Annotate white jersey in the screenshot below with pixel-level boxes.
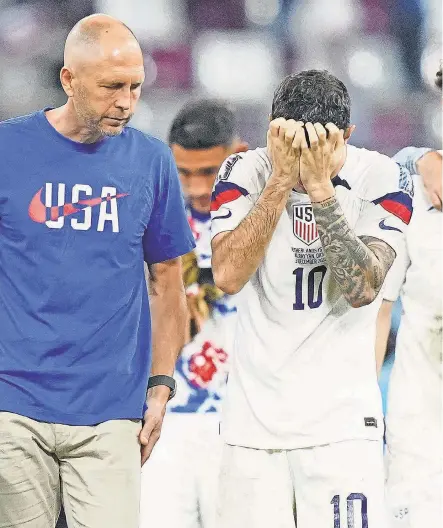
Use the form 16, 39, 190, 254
384, 158, 442, 456
170, 205, 237, 414
210, 145, 412, 449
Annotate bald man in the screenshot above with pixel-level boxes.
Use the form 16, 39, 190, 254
0, 14, 194, 528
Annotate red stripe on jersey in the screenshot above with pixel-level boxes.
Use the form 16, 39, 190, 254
210, 189, 243, 212
379, 199, 412, 224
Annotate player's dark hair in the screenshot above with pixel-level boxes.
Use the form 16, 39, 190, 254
169, 100, 236, 149
435, 64, 442, 90
271, 70, 351, 130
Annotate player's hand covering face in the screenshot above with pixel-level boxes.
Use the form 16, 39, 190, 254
299, 123, 345, 193
267, 118, 305, 191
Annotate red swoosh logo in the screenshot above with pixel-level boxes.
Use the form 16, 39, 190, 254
28, 188, 129, 224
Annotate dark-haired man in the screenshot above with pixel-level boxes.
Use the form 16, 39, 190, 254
211, 70, 413, 527
140, 100, 247, 528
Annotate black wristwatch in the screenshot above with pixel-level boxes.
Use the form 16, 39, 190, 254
148, 375, 177, 401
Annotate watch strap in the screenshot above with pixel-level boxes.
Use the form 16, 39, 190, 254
148, 375, 176, 400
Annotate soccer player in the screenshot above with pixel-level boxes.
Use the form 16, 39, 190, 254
375, 68, 442, 528
140, 100, 247, 528
210, 70, 413, 528
0, 15, 194, 528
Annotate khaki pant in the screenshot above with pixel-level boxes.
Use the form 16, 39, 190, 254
0, 411, 142, 528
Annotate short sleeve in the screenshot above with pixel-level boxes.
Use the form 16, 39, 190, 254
210, 150, 266, 240
355, 156, 413, 257
392, 146, 433, 175
143, 149, 195, 264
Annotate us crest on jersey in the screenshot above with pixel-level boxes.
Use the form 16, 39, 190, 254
292, 203, 319, 245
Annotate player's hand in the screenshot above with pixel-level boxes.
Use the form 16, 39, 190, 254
417, 151, 442, 211
139, 388, 168, 466
299, 123, 345, 201
267, 118, 304, 191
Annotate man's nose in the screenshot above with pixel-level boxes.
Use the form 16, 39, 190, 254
115, 87, 131, 111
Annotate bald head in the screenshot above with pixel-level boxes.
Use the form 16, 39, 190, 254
64, 14, 142, 71
59, 14, 145, 142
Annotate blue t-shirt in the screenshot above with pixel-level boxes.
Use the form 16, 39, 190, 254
0, 110, 195, 425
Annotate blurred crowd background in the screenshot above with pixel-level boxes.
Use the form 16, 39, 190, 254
0, 0, 441, 155
0, 0, 440, 403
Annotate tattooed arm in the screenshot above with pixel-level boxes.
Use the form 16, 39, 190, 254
212, 180, 289, 294
212, 119, 305, 294
312, 195, 396, 308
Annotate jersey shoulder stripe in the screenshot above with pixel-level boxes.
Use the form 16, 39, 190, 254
372, 191, 413, 224
211, 181, 249, 212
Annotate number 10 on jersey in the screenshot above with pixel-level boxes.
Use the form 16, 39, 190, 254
293, 265, 327, 310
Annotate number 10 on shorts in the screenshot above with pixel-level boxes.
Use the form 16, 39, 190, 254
331, 493, 368, 528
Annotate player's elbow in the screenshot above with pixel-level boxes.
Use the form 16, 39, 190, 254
213, 266, 243, 296
346, 289, 378, 309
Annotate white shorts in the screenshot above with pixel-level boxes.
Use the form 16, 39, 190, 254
140, 413, 223, 528
217, 439, 388, 528
385, 444, 443, 528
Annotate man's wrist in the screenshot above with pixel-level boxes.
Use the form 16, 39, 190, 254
147, 374, 176, 403
307, 182, 335, 203
147, 385, 171, 406
268, 171, 293, 194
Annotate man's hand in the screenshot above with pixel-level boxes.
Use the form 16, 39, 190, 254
300, 122, 345, 202
417, 151, 442, 211
139, 385, 170, 466
267, 118, 304, 191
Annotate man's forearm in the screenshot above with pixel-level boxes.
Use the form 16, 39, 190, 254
312, 195, 395, 308
149, 291, 187, 375
212, 176, 289, 294
147, 260, 187, 400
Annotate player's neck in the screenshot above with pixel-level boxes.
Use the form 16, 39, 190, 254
45, 104, 105, 145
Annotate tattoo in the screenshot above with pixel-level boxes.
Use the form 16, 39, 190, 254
312, 196, 396, 307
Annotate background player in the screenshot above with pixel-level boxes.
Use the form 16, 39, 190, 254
210, 70, 413, 528
140, 100, 247, 528
375, 66, 442, 528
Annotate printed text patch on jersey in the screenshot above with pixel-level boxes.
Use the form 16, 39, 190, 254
218, 154, 242, 181
210, 181, 249, 212
293, 204, 319, 245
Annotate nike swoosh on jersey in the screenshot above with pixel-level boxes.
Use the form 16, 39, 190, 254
378, 219, 402, 233
212, 210, 232, 221
28, 188, 129, 224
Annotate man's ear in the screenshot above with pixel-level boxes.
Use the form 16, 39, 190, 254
344, 125, 356, 143
60, 67, 74, 97
230, 139, 249, 154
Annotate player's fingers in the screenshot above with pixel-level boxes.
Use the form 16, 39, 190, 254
325, 123, 340, 148
269, 118, 286, 138
283, 120, 300, 145
300, 125, 309, 151
140, 429, 161, 466
305, 122, 318, 151
291, 124, 304, 148
314, 123, 327, 147
139, 417, 155, 445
